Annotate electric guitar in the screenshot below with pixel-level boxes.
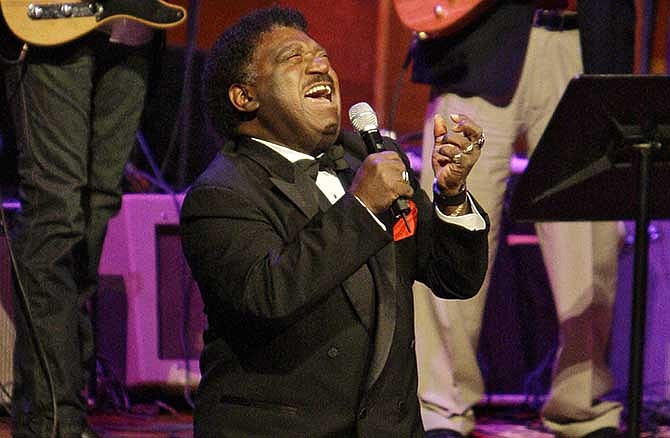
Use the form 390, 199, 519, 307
0, 0, 186, 46
392, 0, 495, 39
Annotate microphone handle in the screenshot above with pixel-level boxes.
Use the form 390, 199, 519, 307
391, 196, 411, 221
360, 129, 411, 220
360, 129, 385, 154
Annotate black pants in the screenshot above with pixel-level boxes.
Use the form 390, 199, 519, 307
5, 34, 150, 436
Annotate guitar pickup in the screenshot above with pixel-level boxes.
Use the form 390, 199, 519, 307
27, 2, 103, 20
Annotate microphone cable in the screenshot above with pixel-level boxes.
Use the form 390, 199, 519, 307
385, 35, 417, 135
159, 0, 202, 192
0, 192, 59, 438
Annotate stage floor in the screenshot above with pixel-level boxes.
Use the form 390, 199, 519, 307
2, 404, 670, 437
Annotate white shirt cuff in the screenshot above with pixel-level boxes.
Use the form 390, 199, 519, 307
435, 193, 486, 231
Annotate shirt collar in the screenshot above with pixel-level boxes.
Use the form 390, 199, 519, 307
251, 137, 315, 164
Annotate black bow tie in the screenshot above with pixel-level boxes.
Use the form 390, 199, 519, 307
295, 145, 348, 180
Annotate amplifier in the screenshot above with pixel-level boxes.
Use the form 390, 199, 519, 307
97, 194, 204, 388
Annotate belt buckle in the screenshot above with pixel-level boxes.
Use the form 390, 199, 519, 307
533, 9, 566, 31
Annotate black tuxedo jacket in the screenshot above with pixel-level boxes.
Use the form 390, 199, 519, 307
411, 0, 635, 104
180, 133, 489, 437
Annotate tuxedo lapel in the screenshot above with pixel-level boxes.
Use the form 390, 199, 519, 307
366, 244, 398, 389
336, 143, 399, 386
341, 266, 375, 333
238, 138, 322, 219
271, 171, 321, 219
334, 156, 377, 331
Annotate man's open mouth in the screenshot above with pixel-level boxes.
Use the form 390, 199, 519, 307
304, 84, 333, 101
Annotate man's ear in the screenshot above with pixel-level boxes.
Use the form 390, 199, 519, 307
229, 84, 260, 113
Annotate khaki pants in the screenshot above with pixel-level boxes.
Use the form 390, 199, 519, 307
415, 26, 622, 437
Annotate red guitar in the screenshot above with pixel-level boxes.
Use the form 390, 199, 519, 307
392, 0, 495, 39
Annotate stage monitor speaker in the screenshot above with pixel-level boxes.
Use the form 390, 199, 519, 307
0, 228, 15, 405
98, 194, 205, 387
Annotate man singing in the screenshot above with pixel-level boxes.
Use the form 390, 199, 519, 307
180, 6, 489, 437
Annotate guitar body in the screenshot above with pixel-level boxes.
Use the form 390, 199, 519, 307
393, 0, 495, 38
1, 0, 186, 46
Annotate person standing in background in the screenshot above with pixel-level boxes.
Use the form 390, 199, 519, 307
2, 17, 158, 437
409, 1, 635, 437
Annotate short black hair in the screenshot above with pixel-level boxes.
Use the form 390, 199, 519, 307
203, 6, 308, 140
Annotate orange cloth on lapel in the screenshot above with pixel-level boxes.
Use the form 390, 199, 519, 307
393, 200, 417, 241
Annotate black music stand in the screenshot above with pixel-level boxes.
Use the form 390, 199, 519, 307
510, 74, 670, 438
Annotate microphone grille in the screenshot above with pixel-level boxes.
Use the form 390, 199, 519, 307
348, 102, 378, 132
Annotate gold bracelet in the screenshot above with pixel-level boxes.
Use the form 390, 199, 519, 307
448, 200, 470, 217
433, 180, 467, 206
